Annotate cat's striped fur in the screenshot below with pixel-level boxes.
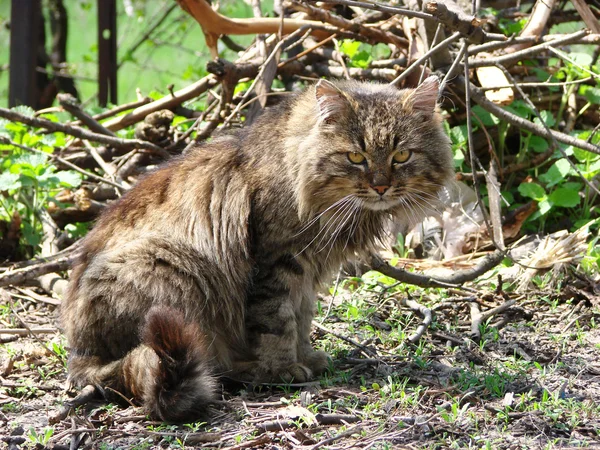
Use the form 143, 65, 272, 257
61, 77, 453, 422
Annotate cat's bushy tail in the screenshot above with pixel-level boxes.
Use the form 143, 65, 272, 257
68, 306, 216, 422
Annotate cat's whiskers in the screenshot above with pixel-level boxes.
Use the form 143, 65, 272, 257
320, 197, 362, 258
294, 195, 355, 257
343, 198, 365, 252
315, 196, 359, 254
293, 194, 355, 238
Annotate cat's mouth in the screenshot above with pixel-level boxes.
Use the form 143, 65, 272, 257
360, 195, 403, 211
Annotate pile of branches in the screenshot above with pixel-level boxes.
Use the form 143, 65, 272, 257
1, 0, 599, 297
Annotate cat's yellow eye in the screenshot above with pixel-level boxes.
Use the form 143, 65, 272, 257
347, 152, 366, 164
392, 149, 411, 164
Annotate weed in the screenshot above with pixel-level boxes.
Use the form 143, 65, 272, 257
27, 426, 54, 446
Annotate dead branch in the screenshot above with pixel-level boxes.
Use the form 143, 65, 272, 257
291, 1, 408, 48
505, 0, 557, 53
468, 30, 589, 68
58, 93, 117, 137
570, 0, 600, 34
462, 76, 600, 155
370, 250, 506, 289
175, 0, 333, 57
470, 298, 517, 341
0, 254, 76, 288
397, 296, 433, 343
49, 385, 98, 425
0, 108, 167, 155
424, 0, 507, 44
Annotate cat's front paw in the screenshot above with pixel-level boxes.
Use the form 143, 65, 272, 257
302, 350, 330, 375
255, 362, 313, 383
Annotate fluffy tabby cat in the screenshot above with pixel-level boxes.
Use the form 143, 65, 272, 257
62, 76, 453, 422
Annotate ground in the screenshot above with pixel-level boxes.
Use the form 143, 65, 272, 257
1, 266, 599, 450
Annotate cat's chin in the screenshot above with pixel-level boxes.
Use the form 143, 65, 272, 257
361, 198, 403, 211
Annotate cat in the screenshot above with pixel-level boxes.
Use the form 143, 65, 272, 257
61, 76, 454, 422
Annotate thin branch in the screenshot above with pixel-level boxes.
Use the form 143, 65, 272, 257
0, 107, 168, 156
391, 31, 461, 86
468, 30, 589, 68
0, 138, 127, 190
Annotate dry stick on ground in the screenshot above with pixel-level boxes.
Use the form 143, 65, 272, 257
0, 108, 167, 156
48, 385, 98, 425
397, 296, 433, 343
309, 425, 363, 450
470, 298, 517, 341
57, 93, 117, 137
0, 254, 76, 287
370, 249, 506, 289
312, 320, 378, 357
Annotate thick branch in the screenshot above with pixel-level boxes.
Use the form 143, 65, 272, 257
370, 250, 506, 288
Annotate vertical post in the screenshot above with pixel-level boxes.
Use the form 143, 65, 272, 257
9, 0, 42, 107
97, 0, 117, 106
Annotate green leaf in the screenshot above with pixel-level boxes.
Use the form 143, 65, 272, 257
573, 147, 599, 163
338, 40, 361, 58
11, 105, 35, 118
450, 125, 467, 145
472, 105, 499, 127
0, 172, 21, 190
580, 85, 600, 105
53, 170, 83, 188
529, 136, 549, 153
453, 148, 465, 167
504, 100, 532, 119
539, 159, 570, 187
533, 110, 555, 127
538, 198, 553, 215
518, 182, 546, 200
350, 50, 372, 69
548, 188, 580, 208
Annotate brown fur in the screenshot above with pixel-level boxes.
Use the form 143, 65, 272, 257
61, 77, 453, 422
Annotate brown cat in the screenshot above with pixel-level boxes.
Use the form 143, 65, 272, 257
61, 76, 453, 422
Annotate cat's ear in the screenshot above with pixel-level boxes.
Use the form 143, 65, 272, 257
315, 80, 349, 125
406, 76, 439, 114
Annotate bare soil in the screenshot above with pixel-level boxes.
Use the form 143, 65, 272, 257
1, 278, 599, 449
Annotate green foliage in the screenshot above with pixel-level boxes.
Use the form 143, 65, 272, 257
338, 40, 391, 69
28, 427, 54, 446
0, 110, 83, 257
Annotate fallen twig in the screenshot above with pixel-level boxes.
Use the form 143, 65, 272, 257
370, 250, 506, 289
397, 296, 433, 343
0, 253, 76, 288
49, 384, 98, 425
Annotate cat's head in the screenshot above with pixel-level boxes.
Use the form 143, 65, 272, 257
294, 77, 454, 224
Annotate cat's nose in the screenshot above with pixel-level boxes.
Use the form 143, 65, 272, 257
371, 185, 390, 195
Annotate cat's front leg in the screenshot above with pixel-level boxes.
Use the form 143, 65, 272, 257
245, 285, 313, 383
297, 289, 330, 376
